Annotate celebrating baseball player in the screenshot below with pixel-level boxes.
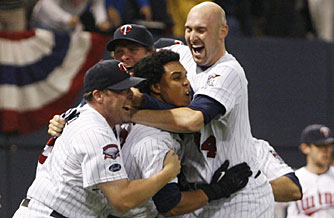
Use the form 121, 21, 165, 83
12, 60, 181, 218
129, 2, 299, 217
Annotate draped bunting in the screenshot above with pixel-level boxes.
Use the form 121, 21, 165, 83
0, 29, 109, 134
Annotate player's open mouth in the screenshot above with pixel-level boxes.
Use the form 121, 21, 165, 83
185, 91, 190, 96
192, 45, 204, 55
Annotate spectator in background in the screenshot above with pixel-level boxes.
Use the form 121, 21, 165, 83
307, 0, 334, 42
214, 0, 253, 37
279, 124, 334, 218
30, 0, 111, 33
167, 0, 205, 38
0, 0, 26, 31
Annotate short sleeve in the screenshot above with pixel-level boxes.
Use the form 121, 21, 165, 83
73, 128, 128, 188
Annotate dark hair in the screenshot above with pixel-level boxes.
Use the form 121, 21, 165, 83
133, 50, 180, 94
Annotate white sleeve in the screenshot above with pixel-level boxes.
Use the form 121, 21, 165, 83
74, 128, 128, 188
133, 135, 178, 183
91, 0, 108, 25
196, 67, 240, 115
257, 140, 294, 181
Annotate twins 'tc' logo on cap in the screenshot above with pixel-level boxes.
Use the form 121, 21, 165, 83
118, 62, 128, 73
103, 144, 120, 160
320, 127, 330, 137
120, 25, 132, 35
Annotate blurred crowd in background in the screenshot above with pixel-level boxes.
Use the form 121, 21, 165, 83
0, 0, 334, 42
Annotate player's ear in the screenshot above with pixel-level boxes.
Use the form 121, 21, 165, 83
150, 83, 161, 94
300, 143, 310, 155
92, 90, 104, 103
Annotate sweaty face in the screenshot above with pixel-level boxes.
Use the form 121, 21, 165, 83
185, 7, 226, 66
113, 41, 152, 73
308, 143, 333, 168
158, 61, 191, 107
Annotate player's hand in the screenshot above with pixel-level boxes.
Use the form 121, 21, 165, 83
163, 150, 181, 181
48, 115, 66, 137
198, 160, 252, 201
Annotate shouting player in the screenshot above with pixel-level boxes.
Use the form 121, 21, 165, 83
129, 2, 301, 217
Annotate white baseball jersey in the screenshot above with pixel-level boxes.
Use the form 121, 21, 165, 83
286, 166, 334, 218
13, 104, 127, 218
170, 45, 274, 218
111, 123, 183, 218
255, 139, 294, 181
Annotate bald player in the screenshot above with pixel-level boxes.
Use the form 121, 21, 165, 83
12, 60, 181, 218
129, 2, 292, 217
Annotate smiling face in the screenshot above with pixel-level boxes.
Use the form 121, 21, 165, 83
156, 61, 191, 107
185, 2, 228, 66
97, 88, 133, 127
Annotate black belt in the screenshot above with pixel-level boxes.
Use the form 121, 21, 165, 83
22, 199, 67, 218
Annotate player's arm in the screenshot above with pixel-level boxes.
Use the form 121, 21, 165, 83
98, 150, 181, 214
155, 160, 252, 216
131, 95, 226, 133
270, 173, 302, 202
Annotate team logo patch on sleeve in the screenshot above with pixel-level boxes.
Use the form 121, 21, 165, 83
109, 163, 122, 172
207, 74, 221, 86
103, 144, 120, 160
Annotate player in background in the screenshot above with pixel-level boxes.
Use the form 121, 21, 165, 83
48, 23, 301, 204
129, 2, 302, 217
12, 60, 181, 218
281, 124, 334, 218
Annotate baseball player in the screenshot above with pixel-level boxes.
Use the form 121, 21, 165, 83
284, 124, 334, 218
129, 2, 279, 217
12, 60, 181, 218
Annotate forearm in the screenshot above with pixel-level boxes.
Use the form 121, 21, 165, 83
99, 170, 175, 213
131, 107, 204, 133
163, 190, 208, 216
270, 176, 302, 202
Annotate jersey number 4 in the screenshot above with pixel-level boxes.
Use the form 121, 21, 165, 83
194, 133, 217, 158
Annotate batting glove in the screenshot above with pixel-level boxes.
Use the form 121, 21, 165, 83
198, 160, 252, 201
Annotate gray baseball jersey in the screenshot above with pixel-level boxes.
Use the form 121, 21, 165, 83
286, 166, 334, 218
170, 45, 274, 218
13, 104, 127, 218
112, 123, 183, 218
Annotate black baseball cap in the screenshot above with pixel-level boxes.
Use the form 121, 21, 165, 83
84, 59, 145, 93
106, 24, 154, 51
300, 124, 334, 145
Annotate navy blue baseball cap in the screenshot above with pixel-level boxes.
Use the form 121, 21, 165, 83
300, 124, 334, 145
84, 60, 145, 93
106, 24, 154, 51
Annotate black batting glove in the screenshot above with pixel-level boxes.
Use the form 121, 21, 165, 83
198, 160, 252, 201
